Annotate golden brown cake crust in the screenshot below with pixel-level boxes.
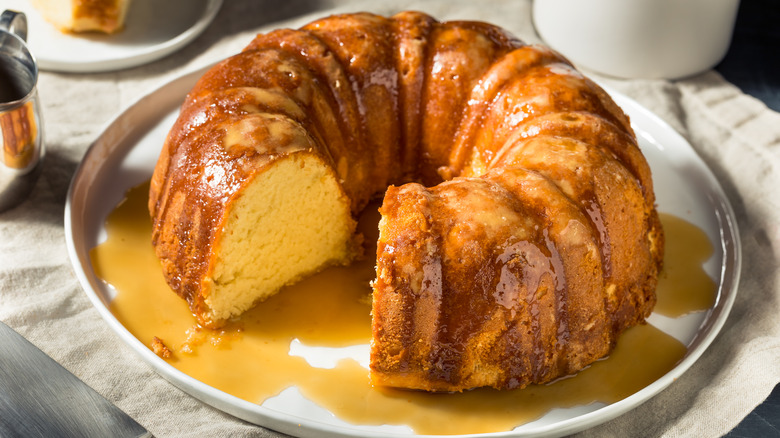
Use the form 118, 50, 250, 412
149, 11, 664, 392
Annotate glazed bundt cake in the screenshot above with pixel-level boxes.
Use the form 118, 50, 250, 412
148, 11, 664, 392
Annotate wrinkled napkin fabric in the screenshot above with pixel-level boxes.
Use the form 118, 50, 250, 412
1, 1, 778, 437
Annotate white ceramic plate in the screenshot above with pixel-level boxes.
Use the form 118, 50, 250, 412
5, 0, 222, 72
64, 66, 741, 437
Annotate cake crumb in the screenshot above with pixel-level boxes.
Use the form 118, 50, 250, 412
151, 336, 173, 359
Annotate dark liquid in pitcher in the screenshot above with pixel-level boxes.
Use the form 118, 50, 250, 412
0, 55, 31, 103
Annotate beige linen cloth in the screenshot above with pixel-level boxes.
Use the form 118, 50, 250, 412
1, 0, 778, 436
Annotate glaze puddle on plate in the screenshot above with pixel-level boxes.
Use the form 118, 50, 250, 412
89, 181, 714, 435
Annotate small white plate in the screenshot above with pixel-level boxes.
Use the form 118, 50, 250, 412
65, 66, 741, 437
5, 0, 222, 72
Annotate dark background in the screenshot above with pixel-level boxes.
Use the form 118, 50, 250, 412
715, 0, 780, 112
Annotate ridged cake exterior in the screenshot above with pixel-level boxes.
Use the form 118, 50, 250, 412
149, 11, 664, 392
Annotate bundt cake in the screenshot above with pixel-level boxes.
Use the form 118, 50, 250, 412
148, 11, 664, 392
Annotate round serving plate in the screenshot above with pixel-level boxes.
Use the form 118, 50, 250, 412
64, 66, 740, 437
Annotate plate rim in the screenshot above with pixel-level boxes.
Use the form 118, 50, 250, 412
64, 65, 742, 438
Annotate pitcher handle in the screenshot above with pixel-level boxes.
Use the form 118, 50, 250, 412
0, 10, 28, 42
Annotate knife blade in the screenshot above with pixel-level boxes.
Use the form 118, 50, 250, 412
0, 320, 152, 438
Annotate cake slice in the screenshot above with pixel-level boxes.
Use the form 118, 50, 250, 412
30, 0, 131, 34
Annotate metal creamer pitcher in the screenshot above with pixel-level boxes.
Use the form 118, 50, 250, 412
0, 10, 44, 212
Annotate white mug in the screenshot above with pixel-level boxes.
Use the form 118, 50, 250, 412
532, 0, 740, 79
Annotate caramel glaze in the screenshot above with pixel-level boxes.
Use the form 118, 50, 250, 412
655, 213, 716, 317
92, 184, 713, 435
148, 11, 663, 391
